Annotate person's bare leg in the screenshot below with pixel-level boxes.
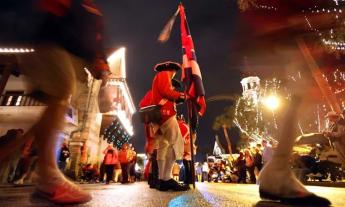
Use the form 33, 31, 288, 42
258, 96, 330, 205
34, 102, 91, 204
34, 103, 65, 178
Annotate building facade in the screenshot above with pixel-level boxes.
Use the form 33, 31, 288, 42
0, 47, 135, 182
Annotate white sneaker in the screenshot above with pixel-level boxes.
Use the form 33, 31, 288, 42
36, 174, 92, 204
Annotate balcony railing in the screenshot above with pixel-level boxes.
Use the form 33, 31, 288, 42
0, 94, 44, 106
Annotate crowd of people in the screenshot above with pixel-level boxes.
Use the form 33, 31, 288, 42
4, 129, 38, 185
78, 143, 138, 185
164, 110, 345, 185
3, 137, 141, 187
165, 140, 274, 185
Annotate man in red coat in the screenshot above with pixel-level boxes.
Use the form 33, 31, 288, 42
151, 61, 188, 191
139, 90, 159, 188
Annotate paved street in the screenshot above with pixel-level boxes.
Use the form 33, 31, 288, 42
0, 182, 345, 207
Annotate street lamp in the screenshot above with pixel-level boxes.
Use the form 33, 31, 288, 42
264, 95, 280, 111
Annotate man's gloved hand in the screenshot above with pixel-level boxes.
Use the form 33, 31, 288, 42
176, 93, 186, 104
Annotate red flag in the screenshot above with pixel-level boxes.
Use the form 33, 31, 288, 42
179, 4, 206, 124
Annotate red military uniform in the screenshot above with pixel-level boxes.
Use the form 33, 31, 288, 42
139, 90, 156, 154
139, 90, 153, 108
178, 119, 191, 161
150, 61, 189, 191
151, 72, 182, 124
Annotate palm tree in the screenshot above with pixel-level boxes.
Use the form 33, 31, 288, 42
213, 104, 236, 155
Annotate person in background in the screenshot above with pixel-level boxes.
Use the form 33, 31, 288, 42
262, 140, 273, 166
244, 149, 255, 183
253, 147, 263, 176
118, 143, 131, 184
202, 162, 209, 182
103, 144, 118, 185
172, 162, 181, 181
129, 147, 137, 183
81, 164, 99, 183
323, 111, 345, 167
98, 161, 105, 183
114, 160, 122, 183
236, 152, 246, 183
13, 138, 37, 185
3, 129, 25, 183
58, 142, 70, 173
196, 163, 203, 182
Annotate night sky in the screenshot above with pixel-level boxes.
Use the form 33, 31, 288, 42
96, 0, 279, 160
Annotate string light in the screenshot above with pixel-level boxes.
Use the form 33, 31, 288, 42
0, 48, 35, 53
257, 4, 278, 11
321, 68, 345, 112
305, 7, 343, 14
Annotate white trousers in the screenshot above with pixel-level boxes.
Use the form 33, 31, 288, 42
156, 116, 183, 181
157, 147, 176, 181
156, 116, 183, 161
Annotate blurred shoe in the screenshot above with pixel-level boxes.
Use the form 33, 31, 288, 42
149, 180, 158, 189
157, 179, 169, 191
259, 188, 331, 206
259, 161, 331, 206
36, 176, 91, 204
159, 179, 189, 191
13, 179, 24, 185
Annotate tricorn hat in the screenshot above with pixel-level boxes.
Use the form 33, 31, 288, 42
154, 61, 181, 72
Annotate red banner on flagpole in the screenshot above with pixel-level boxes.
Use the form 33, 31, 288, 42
179, 4, 206, 123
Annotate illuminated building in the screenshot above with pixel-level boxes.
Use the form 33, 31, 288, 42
100, 48, 136, 149
0, 47, 135, 181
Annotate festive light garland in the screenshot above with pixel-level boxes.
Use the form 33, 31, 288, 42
0, 48, 35, 53
234, 69, 344, 145
237, 0, 345, 53
322, 68, 345, 110
235, 77, 287, 144
304, 7, 343, 14
103, 117, 131, 149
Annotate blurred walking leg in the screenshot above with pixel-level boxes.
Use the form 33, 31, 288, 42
258, 97, 330, 205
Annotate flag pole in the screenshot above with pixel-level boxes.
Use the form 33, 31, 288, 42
180, 4, 196, 189
186, 99, 196, 189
